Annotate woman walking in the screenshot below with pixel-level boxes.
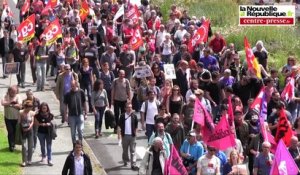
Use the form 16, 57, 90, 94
18, 100, 35, 166
91, 80, 109, 138
34, 102, 55, 166
1, 85, 22, 152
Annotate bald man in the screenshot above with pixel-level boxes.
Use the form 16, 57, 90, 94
288, 136, 300, 170
253, 141, 274, 175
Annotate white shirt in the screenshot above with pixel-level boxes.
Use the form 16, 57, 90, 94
141, 100, 159, 125
155, 30, 166, 47
124, 113, 132, 135
174, 29, 187, 41
197, 155, 220, 175
74, 154, 84, 175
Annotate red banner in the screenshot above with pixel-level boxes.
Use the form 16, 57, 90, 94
17, 14, 36, 42
129, 28, 143, 50
40, 18, 62, 46
126, 5, 140, 24
80, 0, 89, 22
21, 0, 30, 16
244, 36, 255, 70
188, 20, 210, 52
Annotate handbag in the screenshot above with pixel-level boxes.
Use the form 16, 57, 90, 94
15, 124, 22, 145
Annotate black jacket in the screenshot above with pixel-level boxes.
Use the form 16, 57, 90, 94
62, 151, 93, 175
118, 113, 138, 137
0, 37, 14, 56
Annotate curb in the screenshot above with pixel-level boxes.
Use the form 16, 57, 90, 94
48, 78, 107, 175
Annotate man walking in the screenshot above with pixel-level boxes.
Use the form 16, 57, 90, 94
118, 102, 139, 171
0, 30, 14, 78
12, 41, 28, 88
34, 37, 49, 91
64, 81, 87, 147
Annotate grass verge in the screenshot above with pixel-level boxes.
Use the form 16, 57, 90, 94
0, 114, 22, 175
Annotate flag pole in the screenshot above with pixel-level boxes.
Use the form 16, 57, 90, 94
190, 120, 194, 131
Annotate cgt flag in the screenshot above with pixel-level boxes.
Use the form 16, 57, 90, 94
40, 18, 62, 46
164, 145, 188, 175
21, 0, 30, 16
244, 37, 261, 78
126, 4, 140, 24
188, 20, 210, 52
270, 139, 299, 175
80, 0, 89, 22
129, 27, 143, 50
281, 77, 295, 103
17, 14, 36, 42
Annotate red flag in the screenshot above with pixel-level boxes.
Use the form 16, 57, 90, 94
154, 17, 161, 31
48, 0, 58, 8
193, 97, 205, 126
202, 115, 236, 150
275, 108, 293, 146
281, 77, 295, 103
227, 95, 234, 126
129, 27, 143, 50
188, 20, 210, 52
164, 145, 188, 175
40, 18, 62, 46
79, 0, 89, 22
126, 5, 140, 24
21, 0, 30, 16
250, 87, 265, 111
244, 37, 254, 69
17, 14, 36, 42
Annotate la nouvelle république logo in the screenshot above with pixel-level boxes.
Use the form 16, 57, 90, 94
239, 5, 295, 26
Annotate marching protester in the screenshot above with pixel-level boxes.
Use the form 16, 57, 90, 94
6, 0, 300, 174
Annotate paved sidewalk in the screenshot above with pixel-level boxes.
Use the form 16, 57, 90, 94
0, 60, 105, 175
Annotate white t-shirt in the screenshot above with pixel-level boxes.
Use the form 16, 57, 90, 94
140, 100, 159, 125
124, 113, 132, 135
197, 155, 220, 175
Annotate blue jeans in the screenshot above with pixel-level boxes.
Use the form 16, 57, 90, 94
146, 124, 155, 141
95, 106, 106, 133
37, 132, 52, 161
36, 62, 47, 91
68, 115, 84, 144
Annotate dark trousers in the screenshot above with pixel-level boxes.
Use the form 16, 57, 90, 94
94, 106, 106, 133
16, 61, 26, 85
146, 124, 155, 141
80, 83, 92, 112
4, 118, 18, 149
2, 54, 8, 77
30, 55, 37, 83
91, 65, 100, 79
113, 100, 126, 129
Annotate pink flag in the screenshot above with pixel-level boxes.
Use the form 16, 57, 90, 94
281, 77, 295, 103
193, 97, 205, 126
202, 115, 236, 150
270, 139, 299, 175
165, 145, 188, 175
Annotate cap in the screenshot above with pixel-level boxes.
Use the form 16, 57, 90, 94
188, 131, 196, 137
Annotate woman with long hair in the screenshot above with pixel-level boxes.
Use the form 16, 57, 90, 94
160, 79, 173, 106
34, 102, 54, 166
18, 100, 35, 166
91, 79, 108, 138
223, 150, 246, 175
79, 58, 94, 113
166, 85, 184, 116
151, 63, 165, 88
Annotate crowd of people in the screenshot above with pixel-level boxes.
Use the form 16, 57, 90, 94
1, 0, 300, 174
